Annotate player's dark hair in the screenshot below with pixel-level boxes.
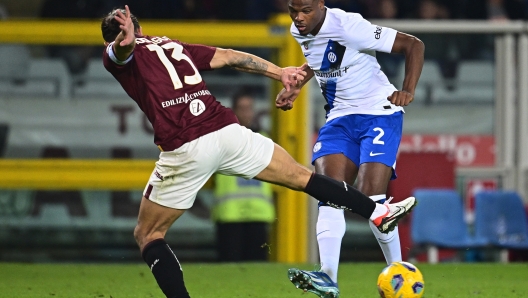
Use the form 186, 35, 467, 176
101, 8, 140, 43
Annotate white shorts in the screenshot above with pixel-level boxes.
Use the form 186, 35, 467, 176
143, 124, 274, 209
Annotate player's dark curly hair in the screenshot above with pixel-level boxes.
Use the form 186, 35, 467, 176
101, 8, 140, 43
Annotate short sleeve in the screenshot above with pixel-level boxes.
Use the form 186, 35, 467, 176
181, 43, 217, 71
342, 13, 397, 53
103, 42, 133, 74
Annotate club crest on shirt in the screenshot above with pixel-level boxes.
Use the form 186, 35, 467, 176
313, 142, 322, 153
302, 41, 309, 50
327, 52, 337, 63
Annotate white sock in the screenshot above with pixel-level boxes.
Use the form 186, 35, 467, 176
369, 202, 389, 221
317, 206, 346, 283
369, 195, 402, 264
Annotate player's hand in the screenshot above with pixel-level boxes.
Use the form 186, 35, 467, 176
387, 90, 414, 106
280, 64, 307, 91
115, 5, 135, 47
275, 87, 301, 111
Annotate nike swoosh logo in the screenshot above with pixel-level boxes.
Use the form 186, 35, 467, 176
386, 206, 405, 221
370, 152, 385, 156
304, 53, 311, 57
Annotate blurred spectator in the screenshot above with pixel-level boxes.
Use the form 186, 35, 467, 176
411, 0, 460, 78
40, 0, 116, 74
325, 0, 364, 14
458, 0, 526, 60
122, 0, 215, 19
378, 0, 399, 19
273, 0, 289, 13
178, 0, 216, 19
216, 0, 247, 20
488, 0, 510, 20
0, 4, 8, 19
40, 0, 115, 19
212, 91, 275, 262
464, 0, 527, 20
374, 0, 405, 79
415, 0, 450, 19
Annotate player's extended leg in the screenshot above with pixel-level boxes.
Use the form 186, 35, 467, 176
355, 111, 405, 265
256, 145, 415, 298
357, 162, 402, 264
134, 196, 190, 298
255, 143, 415, 232
313, 154, 359, 284
255, 144, 379, 220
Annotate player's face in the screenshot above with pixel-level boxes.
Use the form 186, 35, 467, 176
288, 0, 325, 36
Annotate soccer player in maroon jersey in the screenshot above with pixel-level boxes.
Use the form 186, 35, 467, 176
101, 6, 416, 298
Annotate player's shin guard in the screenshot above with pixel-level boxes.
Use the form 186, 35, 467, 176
142, 239, 190, 298
317, 206, 346, 283
369, 195, 402, 264
304, 173, 376, 219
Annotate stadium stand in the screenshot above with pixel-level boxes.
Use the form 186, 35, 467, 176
474, 191, 528, 249
411, 189, 488, 263
28, 59, 72, 100
392, 60, 442, 105
73, 58, 129, 100
474, 191, 528, 262
434, 61, 494, 104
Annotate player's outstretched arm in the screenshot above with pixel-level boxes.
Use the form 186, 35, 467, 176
113, 5, 136, 62
275, 65, 314, 111
209, 48, 306, 91
387, 32, 425, 107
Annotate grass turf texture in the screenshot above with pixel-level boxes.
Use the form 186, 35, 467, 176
0, 263, 526, 297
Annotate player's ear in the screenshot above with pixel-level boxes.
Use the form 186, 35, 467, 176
138, 26, 143, 36
319, 0, 325, 9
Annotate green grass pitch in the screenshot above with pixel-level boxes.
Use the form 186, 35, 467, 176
0, 263, 527, 297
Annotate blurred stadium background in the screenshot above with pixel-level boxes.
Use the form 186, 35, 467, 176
0, 0, 528, 272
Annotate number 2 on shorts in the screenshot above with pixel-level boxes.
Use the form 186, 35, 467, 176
373, 127, 385, 145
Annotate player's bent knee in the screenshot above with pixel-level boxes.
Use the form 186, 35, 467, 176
134, 224, 165, 250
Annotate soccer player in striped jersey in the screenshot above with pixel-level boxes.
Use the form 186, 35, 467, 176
277, 1, 424, 297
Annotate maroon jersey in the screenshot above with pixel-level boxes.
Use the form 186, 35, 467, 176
103, 35, 238, 151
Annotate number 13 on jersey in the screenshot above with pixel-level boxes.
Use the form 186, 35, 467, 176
147, 42, 203, 90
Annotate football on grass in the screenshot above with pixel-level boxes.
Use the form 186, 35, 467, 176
377, 261, 424, 298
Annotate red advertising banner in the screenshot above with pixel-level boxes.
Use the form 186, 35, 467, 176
399, 134, 495, 167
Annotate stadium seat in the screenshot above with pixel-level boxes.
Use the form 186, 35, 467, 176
0, 44, 31, 99
474, 191, 528, 250
457, 61, 494, 84
0, 44, 30, 80
393, 61, 443, 105
434, 61, 494, 104
411, 189, 488, 263
73, 58, 129, 99
0, 54, 71, 100
28, 59, 72, 100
